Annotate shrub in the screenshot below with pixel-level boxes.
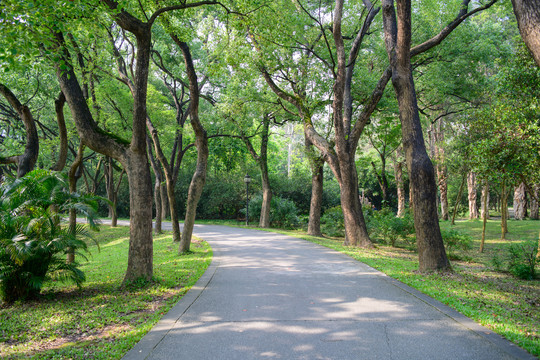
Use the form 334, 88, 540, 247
440, 228, 473, 260
507, 240, 538, 280
270, 197, 300, 229
245, 195, 300, 229
369, 208, 415, 247
320, 206, 345, 237
0, 170, 99, 303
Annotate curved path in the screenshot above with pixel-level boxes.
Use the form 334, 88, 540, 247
121, 223, 533, 360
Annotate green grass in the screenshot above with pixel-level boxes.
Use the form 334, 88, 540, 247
233, 218, 539, 357
0, 226, 212, 359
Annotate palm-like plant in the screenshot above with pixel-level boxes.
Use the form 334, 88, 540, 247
0, 169, 100, 303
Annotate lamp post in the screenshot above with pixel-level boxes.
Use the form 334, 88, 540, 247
244, 174, 251, 226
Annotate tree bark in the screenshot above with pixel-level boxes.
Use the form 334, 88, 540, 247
513, 182, 527, 220
259, 168, 272, 228
501, 180, 509, 239
434, 120, 448, 220
67, 143, 85, 264
371, 160, 389, 207
452, 173, 466, 225
467, 172, 478, 220
393, 151, 406, 217
238, 114, 273, 228
177, 40, 208, 254
0, 83, 39, 178
147, 137, 163, 234
382, 0, 450, 271
511, 0, 540, 67
481, 184, 490, 220
54, 24, 154, 284
51, 91, 68, 172
306, 139, 324, 236
530, 184, 539, 220
480, 181, 488, 253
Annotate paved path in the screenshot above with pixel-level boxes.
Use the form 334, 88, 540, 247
120, 223, 534, 360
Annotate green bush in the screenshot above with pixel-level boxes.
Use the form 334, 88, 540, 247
320, 206, 345, 237
369, 208, 415, 247
270, 196, 300, 229
0, 170, 99, 303
441, 228, 473, 260
507, 240, 538, 280
246, 195, 300, 229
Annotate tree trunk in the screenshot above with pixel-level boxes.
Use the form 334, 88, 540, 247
67, 143, 85, 264
0, 83, 39, 178
154, 179, 162, 233
530, 184, 539, 220
371, 160, 389, 207
339, 160, 372, 247
452, 174, 466, 225
105, 157, 117, 225
501, 180, 509, 239
481, 184, 490, 220
259, 169, 272, 228
434, 120, 448, 220
124, 152, 154, 281
511, 0, 540, 67
54, 27, 154, 284
382, 0, 450, 271
307, 142, 324, 236
161, 182, 169, 220
467, 172, 478, 220
148, 139, 163, 234
480, 181, 488, 253
51, 91, 68, 172
513, 182, 527, 220
177, 39, 208, 254
393, 155, 406, 217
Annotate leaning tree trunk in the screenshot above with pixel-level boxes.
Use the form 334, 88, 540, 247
178, 39, 208, 254
467, 172, 478, 220
530, 184, 539, 220
55, 27, 154, 284
0, 83, 39, 178
51, 91, 68, 172
382, 0, 450, 271
513, 182, 527, 220
511, 0, 540, 67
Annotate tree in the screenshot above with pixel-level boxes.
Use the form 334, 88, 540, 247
382, 0, 451, 271
511, 0, 540, 67
0, 84, 39, 178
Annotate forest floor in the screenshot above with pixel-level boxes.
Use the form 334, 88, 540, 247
260, 218, 539, 357
0, 226, 212, 359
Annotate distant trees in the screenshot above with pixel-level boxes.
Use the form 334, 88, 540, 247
1, 0, 537, 281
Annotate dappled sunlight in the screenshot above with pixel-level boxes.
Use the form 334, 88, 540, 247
101, 236, 130, 248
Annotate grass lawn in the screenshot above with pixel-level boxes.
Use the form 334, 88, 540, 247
235, 218, 539, 357
0, 226, 212, 359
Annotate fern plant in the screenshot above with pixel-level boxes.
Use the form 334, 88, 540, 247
0, 170, 100, 303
